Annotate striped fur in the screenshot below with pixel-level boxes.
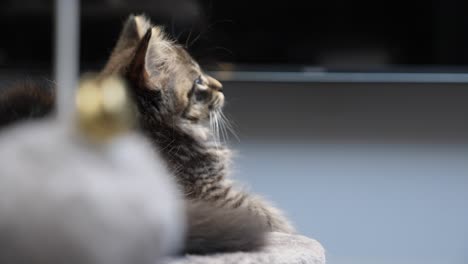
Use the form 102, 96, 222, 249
105, 15, 295, 235
0, 80, 54, 127
0, 14, 295, 254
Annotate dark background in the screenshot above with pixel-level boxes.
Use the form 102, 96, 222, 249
1, 2, 468, 264
3, 0, 468, 72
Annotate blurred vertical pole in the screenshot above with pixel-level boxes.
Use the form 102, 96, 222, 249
54, 0, 80, 120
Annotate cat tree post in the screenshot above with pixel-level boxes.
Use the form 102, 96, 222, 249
54, 0, 80, 120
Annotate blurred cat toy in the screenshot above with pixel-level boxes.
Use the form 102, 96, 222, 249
0, 1, 185, 263
0, 75, 185, 264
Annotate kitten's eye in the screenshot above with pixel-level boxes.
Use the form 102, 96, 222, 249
195, 76, 203, 85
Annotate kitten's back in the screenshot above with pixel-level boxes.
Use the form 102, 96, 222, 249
0, 80, 54, 127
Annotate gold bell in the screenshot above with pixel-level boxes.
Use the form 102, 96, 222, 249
75, 75, 135, 143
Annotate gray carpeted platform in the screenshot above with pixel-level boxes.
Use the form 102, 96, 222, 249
165, 232, 325, 264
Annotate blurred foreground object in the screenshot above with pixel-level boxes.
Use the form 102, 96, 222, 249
76, 76, 135, 142
0, 76, 184, 264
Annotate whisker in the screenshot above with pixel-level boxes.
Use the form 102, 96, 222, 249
188, 19, 235, 49
209, 111, 213, 132
215, 118, 220, 148
209, 112, 215, 143
214, 112, 221, 147
206, 19, 235, 31
215, 111, 223, 142
219, 111, 240, 141
218, 111, 229, 143
189, 32, 202, 48
185, 24, 194, 48
171, 17, 176, 38
175, 28, 187, 42
210, 110, 238, 145
221, 112, 237, 133
212, 46, 234, 56
210, 111, 219, 148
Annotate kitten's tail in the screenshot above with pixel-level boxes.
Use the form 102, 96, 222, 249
184, 200, 267, 254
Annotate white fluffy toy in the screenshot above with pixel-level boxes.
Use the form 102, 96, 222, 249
0, 77, 185, 264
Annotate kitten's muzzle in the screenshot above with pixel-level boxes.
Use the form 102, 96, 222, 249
207, 76, 223, 92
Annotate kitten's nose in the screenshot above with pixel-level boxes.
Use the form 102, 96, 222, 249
207, 76, 223, 92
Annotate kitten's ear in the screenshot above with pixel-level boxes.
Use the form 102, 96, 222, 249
127, 28, 153, 89
101, 15, 152, 76
127, 27, 172, 91
114, 15, 152, 52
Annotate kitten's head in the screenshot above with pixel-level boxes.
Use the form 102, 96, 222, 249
101, 15, 224, 139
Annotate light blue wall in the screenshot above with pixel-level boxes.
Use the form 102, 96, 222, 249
224, 82, 468, 264
233, 143, 468, 264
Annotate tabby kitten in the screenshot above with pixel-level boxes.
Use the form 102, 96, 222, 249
99, 15, 295, 234
0, 14, 295, 253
